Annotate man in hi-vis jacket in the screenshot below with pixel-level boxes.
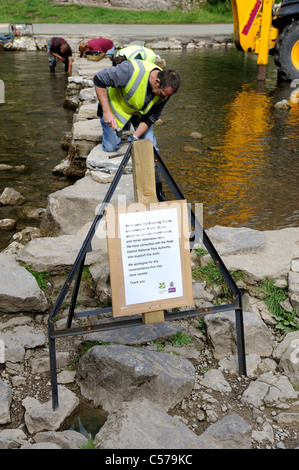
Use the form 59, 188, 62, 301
93, 59, 180, 152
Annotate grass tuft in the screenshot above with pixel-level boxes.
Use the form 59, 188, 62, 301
260, 277, 299, 334
192, 260, 243, 300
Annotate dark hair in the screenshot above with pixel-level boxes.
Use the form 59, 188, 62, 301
157, 68, 181, 94
112, 55, 127, 66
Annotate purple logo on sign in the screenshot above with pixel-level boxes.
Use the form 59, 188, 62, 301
168, 287, 176, 293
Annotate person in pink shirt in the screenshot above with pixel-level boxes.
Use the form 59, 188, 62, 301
79, 38, 115, 59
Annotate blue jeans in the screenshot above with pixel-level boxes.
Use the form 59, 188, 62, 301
100, 117, 157, 152
105, 45, 115, 59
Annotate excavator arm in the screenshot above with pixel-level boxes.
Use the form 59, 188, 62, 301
232, 0, 279, 79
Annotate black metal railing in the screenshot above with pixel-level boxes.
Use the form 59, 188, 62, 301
48, 142, 246, 410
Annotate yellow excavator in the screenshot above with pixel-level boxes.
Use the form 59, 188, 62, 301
232, 0, 299, 80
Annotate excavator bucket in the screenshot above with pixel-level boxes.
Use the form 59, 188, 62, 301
232, 0, 264, 52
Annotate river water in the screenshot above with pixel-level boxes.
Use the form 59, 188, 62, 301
0, 48, 299, 252
156, 48, 299, 231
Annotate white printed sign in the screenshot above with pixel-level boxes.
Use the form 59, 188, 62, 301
106, 201, 193, 317
119, 207, 183, 305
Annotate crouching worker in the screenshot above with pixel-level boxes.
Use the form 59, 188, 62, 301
48, 37, 72, 74
112, 45, 164, 67
79, 38, 115, 59
93, 59, 180, 200
94, 59, 180, 151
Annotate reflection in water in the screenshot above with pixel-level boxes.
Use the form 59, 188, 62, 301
64, 403, 106, 440
155, 49, 299, 231
213, 87, 273, 226
0, 51, 74, 250
0, 48, 299, 252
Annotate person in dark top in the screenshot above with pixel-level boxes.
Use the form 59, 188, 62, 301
47, 37, 72, 74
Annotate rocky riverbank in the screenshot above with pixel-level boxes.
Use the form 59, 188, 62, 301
1, 33, 299, 450
1, 222, 299, 449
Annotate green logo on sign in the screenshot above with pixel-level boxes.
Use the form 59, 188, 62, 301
159, 282, 166, 290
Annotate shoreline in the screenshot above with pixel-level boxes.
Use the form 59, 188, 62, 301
0, 22, 234, 38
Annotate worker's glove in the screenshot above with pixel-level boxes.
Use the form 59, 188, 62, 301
127, 135, 138, 142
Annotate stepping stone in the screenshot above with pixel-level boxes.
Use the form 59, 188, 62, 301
83, 320, 185, 345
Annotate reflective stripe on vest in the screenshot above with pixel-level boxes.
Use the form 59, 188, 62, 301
108, 59, 164, 128
116, 46, 156, 64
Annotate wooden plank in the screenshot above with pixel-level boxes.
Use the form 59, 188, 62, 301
106, 200, 193, 318
131, 140, 164, 325
142, 311, 165, 325
131, 139, 158, 205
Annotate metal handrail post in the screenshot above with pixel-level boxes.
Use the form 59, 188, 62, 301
66, 254, 87, 329
47, 141, 133, 409
153, 146, 246, 375
48, 141, 246, 409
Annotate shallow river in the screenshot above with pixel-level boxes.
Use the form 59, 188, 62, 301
0, 50, 74, 250
157, 48, 299, 231
0, 48, 299, 252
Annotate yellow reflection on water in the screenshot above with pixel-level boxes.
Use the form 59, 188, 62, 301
214, 86, 273, 226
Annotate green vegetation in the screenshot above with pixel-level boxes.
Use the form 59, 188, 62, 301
81, 331, 193, 354
83, 331, 193, 354
192, 260, 244, 301
260, 277, 299, 333
195, 317, 206, 334
168, 330, 193, 347
152, 330, 193, 352
22, 265, 93, 292
80, 434, 97, 449
82, 266, 93, 283
193, 247, 208, 258
0, 0, 233, 24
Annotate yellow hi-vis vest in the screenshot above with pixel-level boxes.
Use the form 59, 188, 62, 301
108, 59, 165, 129
116, 45, 157, 64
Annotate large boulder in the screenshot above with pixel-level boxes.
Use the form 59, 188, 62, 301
0, 324, 46, 374
273, 330, 299, 384
77, 344, 195, 413
0, 429, 28, 449
16, 223, 108, 273
0, 380, 12, 425
95, 397, 203, 449
94, 397, 252, 449
7, 36, 37, 51
40, 174, 134, 236
241, 372, 298, 409
22, 386, 79, 434
72, 118, 101, 158
196, 413, 252, 449
86, 142, 132, 173
82, 320, 185, 345
0, 254, 48, 313
206, 226, 299, 283
33, 430, 88, 449
204, 310, 273, 360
